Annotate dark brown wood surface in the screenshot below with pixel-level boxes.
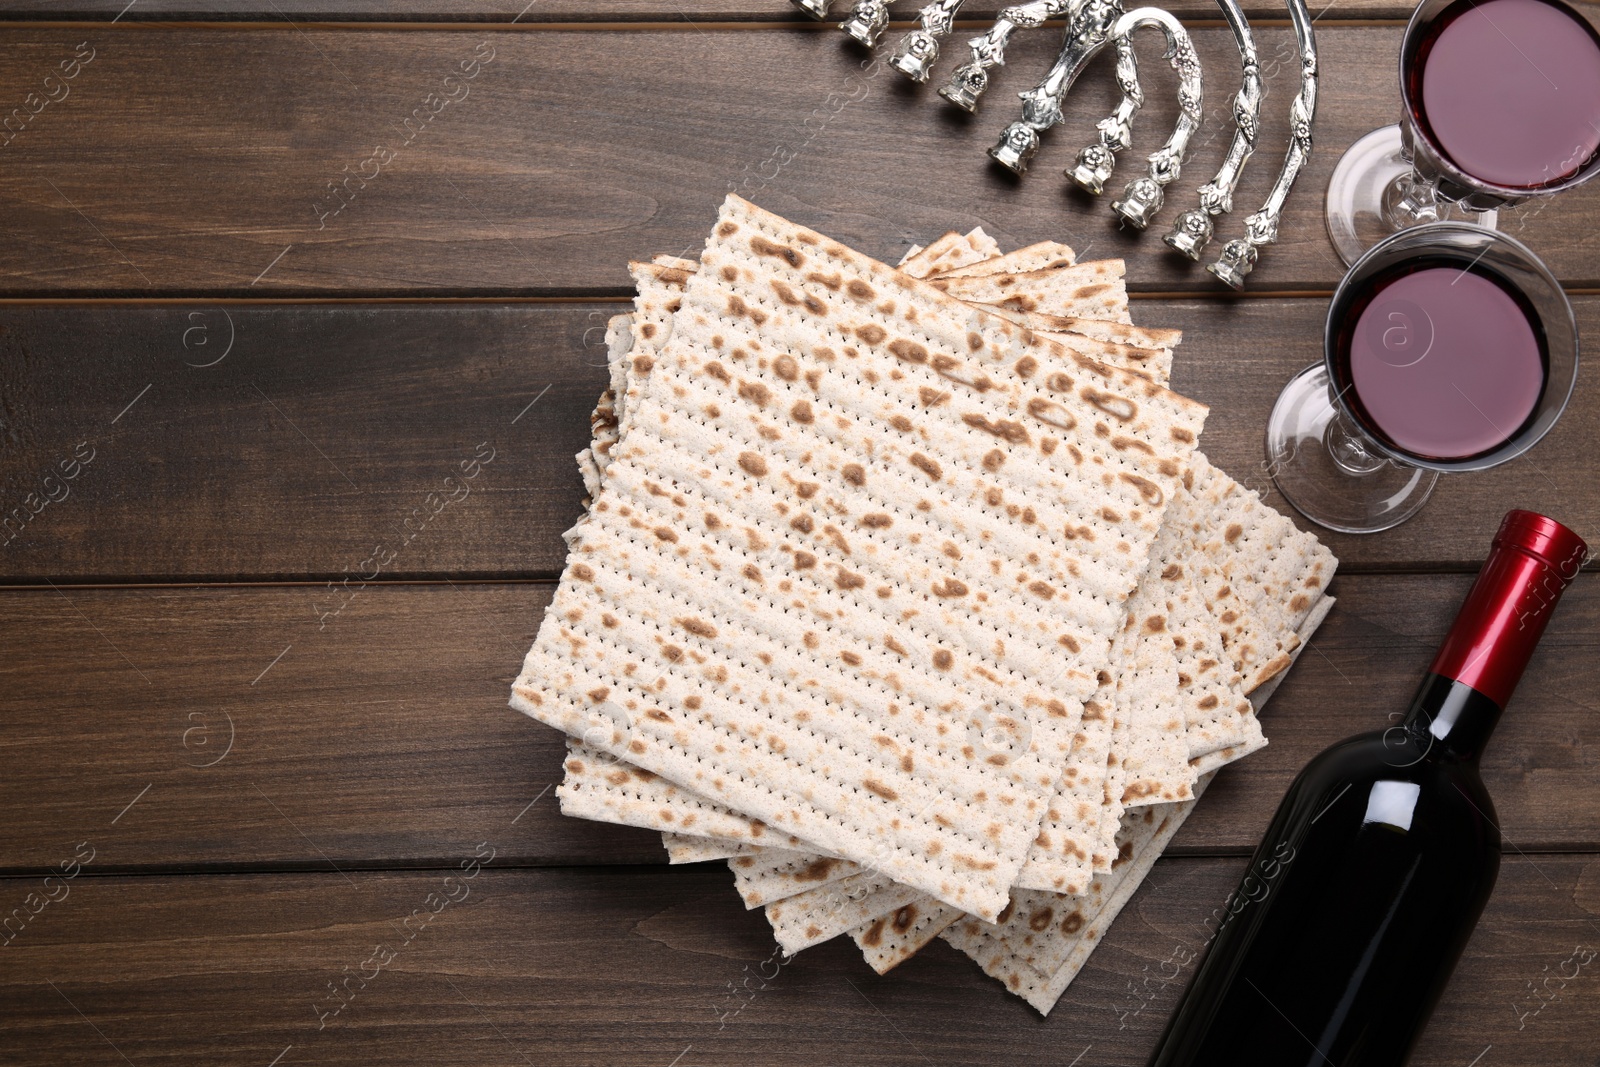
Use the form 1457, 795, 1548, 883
3, 859, 1599, 1066
1, 302, 1596, 578
0, 1, 1440, 23
0, 25, 1598, 297
2, 573, 1599, 875
3, 10, 1599, 1065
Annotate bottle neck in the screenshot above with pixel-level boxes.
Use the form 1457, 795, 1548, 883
1399, 512, 1587, 764
1400, 673, 1503, 763
1427, 513, 1585, 708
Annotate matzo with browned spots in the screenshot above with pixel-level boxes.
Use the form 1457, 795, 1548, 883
928, 261, 1132, 323
943, 775, 1209, 1014
851, 900, 965, 975
1173, 453, 1338, 693
765, 872, 928, 956
560, 255, 1184, 863
898, 228, 1002, 278
929, 240, 1077, 279
510, 195, 1207, 919
729, 848, 856, 909
662, 832, 755, 864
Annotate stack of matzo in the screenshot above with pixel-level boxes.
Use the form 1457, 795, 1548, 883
512, 195, 1337, 1015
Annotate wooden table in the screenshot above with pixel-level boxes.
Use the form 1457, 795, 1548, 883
2, 5, 1598, 1065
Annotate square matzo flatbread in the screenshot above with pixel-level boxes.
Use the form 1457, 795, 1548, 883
512, 195, 1207, 920
899, 228, 1002, 278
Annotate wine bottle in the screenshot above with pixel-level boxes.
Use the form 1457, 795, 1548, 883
1148, 510, 1588, 1067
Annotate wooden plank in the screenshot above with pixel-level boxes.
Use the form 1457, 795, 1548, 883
0, 0, 1429, 22
2, 574, 1598, 871
1, 26, 1597, 296
2, 300, 1596, 580
0, 582, 660, 873
2, 859, 1597, 1064
0, 304, 593, 582
1166, 296, 1600, 573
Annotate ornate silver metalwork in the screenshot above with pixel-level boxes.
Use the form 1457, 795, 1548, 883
1066, 6, 1198, 211
784, 0, 1318, 286
1109, 9, 1201, 229
1066, 15, 1143, 195
940, 0, 1080, 113
987, 0, 1121, 174
1164, 0, 1259, 258
1210, 0, 1317, 288
890, 0, 967, 83
841, 0, 892, 47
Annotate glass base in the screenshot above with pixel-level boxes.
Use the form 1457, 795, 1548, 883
1325, 125, 1498, 267
1266, 363, 1438, 534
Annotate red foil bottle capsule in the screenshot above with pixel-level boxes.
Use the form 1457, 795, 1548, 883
1149, 510, 1587, 1067
1429, 509, 1588, 707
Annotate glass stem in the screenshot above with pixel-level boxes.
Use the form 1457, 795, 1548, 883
1382, 168, 1441, 229
1323, 405, 1395, 476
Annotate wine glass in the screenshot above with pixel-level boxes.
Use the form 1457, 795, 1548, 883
1324, 0, 1600, 266
1267, 223, 1577, 534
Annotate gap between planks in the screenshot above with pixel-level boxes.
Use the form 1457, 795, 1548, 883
1, 842, 1595, 880
9, 558, 1600, 589
0, 290, 1595, 306
0, 18, 1413, 31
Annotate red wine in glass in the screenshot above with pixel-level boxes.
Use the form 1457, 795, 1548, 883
1407, 0, 1600, 190
1329, 256, 1548, 462
1266, 222, 1577, 535
1325, 0, 1600, 265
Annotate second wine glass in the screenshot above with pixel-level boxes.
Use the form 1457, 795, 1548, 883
1324, 0, 1600, 266
1267, 223, 1577, 534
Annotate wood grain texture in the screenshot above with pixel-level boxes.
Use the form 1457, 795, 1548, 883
2, 11, 1599, 1055
2, 574, 1598, 872
0, 305, 590, 582
1, 26, 1598, 297
3, 859, 1598, 1065
0, 0, 1426, 22
2, 301, 1596, 581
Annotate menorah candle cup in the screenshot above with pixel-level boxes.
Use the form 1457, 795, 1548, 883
990, 122, 1043, 173
939, 64, 989, 111
1113, 175, 1167, 227
891, 30, 943, 81
841, 0, 892, 47
1071, 143, 1119, 194
1164, 208, 1216, 258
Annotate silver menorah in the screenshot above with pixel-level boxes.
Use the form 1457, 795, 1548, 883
1209, 0, 1317, 288
791, 0, 1318, 287
1164, 0, 1260, 259
986, 0, 1122, 174
942, 0, 1076, 112
889, 0, 965, 82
